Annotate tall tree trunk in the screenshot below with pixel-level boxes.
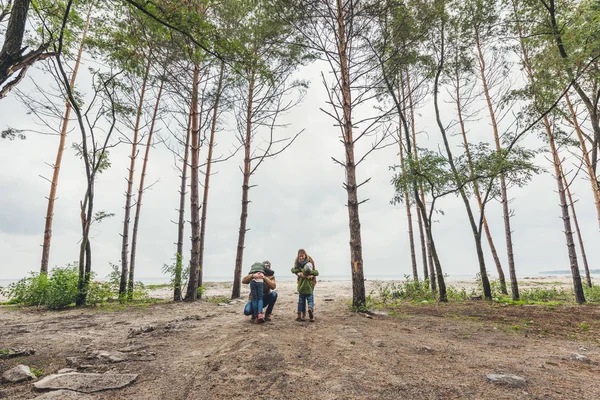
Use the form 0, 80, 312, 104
545, 119, 585, 303
560, 162, 592, 288
128, 78, 164, 297
119, 53, 152, 297
514, 0, 584, 303
232, 72, 256, 300
434, 20, 487, 300
185, 62, 201, 301
405, 71, 434, 287
564, 92, 600, 228
398, 81, 418, 280
198, 61, 225, 293
41, 0, 94, 274
174, 107, 193, 301
453, 69, 508, 296
0, 0, 29, 88
336, 0, 365, 309
474, 28, 513, 297
398, 130, 418, 280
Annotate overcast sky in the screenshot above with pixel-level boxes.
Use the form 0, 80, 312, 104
1, 58, 599, 284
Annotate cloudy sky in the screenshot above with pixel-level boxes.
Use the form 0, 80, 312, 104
1, 57, 599, 285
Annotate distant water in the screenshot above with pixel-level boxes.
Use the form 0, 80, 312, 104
3, 273, 599, 288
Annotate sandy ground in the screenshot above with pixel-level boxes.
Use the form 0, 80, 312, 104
1, 276, 600, 399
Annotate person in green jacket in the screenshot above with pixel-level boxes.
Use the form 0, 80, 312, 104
291, 256, 319, 322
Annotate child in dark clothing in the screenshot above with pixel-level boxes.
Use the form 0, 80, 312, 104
248, 262, 266, 323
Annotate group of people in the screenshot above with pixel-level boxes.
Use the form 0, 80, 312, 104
242, 248, 319, 324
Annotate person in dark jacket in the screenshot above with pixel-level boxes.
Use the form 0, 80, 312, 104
242, 260, 277, 322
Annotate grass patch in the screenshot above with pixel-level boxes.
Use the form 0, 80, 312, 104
205, 296, 230, 304
145, 283, 171, 290
31, 368, 44, 377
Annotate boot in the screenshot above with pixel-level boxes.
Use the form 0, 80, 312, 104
265, 313, 272, 321
308, 308, 315, 322
296, 312, 302, 322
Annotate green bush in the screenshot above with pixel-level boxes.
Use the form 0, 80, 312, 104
45, 267, 79, 309
1, 266, 79, 309
583, 284, 600, 302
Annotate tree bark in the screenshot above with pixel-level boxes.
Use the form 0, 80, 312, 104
232, 72, 256, 299
398, 80, 418, 280
434, 20, 487, 300
119, 52, 152, 297
545, 119, 585, 303
0, 0, 29, 86
41, 0, 94, 274
454, 71, 508, 294
128, 78, 164, 297
398, 130, 418, 280
516, 0, 584, 302
198, 61, 225, 293
561, 163, 592, 288
185, 62, 201, 301
474, 28, 513, 297
405, 72, 432, 285
336, 0, 365, 309
174, 107, 193, 301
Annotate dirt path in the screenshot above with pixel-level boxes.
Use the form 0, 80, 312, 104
1, 283, 600, 399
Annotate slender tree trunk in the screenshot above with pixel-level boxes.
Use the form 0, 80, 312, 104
128, 79, 164, 297
174, 107, 193, 301
453, 70, 508, 296
336, 0, 365, 308
119, 53, 152, 297
198, 61, 225, 293
545, 119, 585, 303
514, 1, 584, 302
405, 71, 433, 287
232, 72, 256, 300
0, 0, 29, 88
40, 0, 94, 274
560, 163, 592, 287
185, 62, 201, 301
398, 81, 418, 280
434, 21, 488, 300
565, 92, 600, 228
474, 29, 513, 297
398, 132, 418, 280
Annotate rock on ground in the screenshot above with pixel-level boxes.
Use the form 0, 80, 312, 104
33, 373, 138, 393
1, 364, 36, 383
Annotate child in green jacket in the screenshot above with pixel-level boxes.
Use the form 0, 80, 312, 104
291, 261, 319, 322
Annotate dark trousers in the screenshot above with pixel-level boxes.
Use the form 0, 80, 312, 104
244, 291, 278, 316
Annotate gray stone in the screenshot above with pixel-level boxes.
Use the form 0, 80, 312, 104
66, 357, 80, 367
419, 346, 433, 353
34, 373, 138, 393
117, 344, 148, 353
0, 347, 35, 359
1, 364, 36, 383
33, 389, 93, 399
57, 369, 77, 374
571, 353, 597, 364
127, 325, 155, 338
486, 374, 528, 387
88, 349, 156, 363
